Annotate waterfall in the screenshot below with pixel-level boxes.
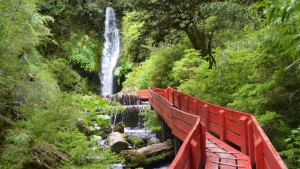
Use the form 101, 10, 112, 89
100, 7, 120, 95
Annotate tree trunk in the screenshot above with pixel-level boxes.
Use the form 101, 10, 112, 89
107, 132, 129, 153
185, 25, 208, 56
185, 24, 216, 68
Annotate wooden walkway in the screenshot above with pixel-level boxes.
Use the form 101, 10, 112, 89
137, 87, 287, 169
206, 133, 251, 169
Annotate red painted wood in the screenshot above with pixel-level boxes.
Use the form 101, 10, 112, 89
143, 88, 287, 169
225, 118, 240, 136
220, 110, 226, 141
225, 130, 241, 146
255, 137, 264, 169
170, 142, 191, 169
209, 122, 221, 135
263, 141, 283, 169
170, 107, 198, 126
136, 89, 149, 98
172, 125, 188, 141
209, 111, 222, 125
240, 116, 248, 154
200, 121, 206, 167
171, 116, 193, 134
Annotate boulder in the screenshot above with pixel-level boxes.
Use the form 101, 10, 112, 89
121, 140, 174, 168
107, 132, 129, 153
113, 122, 125, 133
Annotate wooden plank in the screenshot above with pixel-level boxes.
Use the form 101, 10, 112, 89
190, 138, 200, 169
239, 116, 248, 154
252, 122, 262, 140
264, 156, 271, 169
255, 137, 264, 169
224, 110, 245, 122
209, 148, 236, 169
205, 156, 219, 169
225, 130, 241, 147
209, 122, 221, 135
263, 141, 282, 169
207, 133, 252, 169
172, 125, 188, 141
208, 104, 222, 114
171, 116, 193, 134
170, 107, 198, 126
209, 112, 221, 124
225, 118, 241, 135
247, 120, 255, 165
170, 140, 191, 169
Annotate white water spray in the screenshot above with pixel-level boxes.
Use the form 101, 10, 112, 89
100, 7, 120, 95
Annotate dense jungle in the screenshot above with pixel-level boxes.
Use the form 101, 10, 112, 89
0, 0, 299, 169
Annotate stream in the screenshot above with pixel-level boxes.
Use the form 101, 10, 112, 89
103, 94, 171, 169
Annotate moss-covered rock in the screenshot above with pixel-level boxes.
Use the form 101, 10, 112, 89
113, 122, 125, 133
131, 137, 144, 148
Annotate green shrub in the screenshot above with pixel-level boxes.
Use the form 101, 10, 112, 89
49, 58, 88, 93
64, 34, 97, 72
140, 110, 161, 133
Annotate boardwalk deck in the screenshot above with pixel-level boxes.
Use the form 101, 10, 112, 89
205, 133, 251, 169
139, 88, 287, 169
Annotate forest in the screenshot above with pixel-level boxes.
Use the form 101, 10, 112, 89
0, 0, 299, 169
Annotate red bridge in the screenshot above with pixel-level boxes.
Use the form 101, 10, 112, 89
137, 87, 287, 169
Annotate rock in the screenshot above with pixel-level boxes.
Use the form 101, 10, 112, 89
121, 140, 174, 168
99, 124, 112, 139
147, 137, 160, 145
83, 108, 89, 114
96, 107, 105, 112
131, 137, 144, 148
113, 122, 125, 133
76, 120, 90, 136
107, 132, 129, 153
24, 141, 70, 169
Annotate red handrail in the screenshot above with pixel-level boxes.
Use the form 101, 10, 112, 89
146, 87, 287, 169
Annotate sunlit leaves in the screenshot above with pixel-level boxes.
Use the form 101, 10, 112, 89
0, 0, 51, 57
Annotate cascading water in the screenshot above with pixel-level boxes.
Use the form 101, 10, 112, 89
100, 7, 120, 95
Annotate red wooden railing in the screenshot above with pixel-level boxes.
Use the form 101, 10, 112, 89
137, 87, 287, 169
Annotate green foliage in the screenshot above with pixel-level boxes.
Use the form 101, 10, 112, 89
131, 137, 144, 148
0, 0, 52, 57
280, 126, 300, 168
77, 95, 109, 112
172, 49, 204, 84
121, 11, 147, 63
261, 0, 299, 24
123, 38, 190, 89
49, 58, 88, 93
64, 34, 97, 72
140, 110, 161, 133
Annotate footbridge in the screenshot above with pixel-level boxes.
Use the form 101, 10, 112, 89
137, 87, 287, 169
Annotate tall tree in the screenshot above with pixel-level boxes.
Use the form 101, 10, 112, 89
123, 0, 255, 68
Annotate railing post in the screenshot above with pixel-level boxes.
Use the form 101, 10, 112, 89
165, 89, 169, 100
220, 110, 225, 141
200, 121, 206, 168
255, 137, 263, 169
239, 116, 248, 155
203, 104, 209, 132
247, 120, 255, 166
176, 93, 180, 109
184, 96, 188, 112
190, 127, 200, 169
193, 100, 198, 116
